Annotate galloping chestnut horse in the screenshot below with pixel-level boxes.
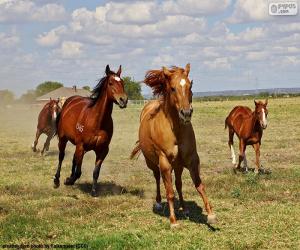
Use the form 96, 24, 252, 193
32, 98, 61, 155
53, 65, 128, 196
225, 100, 268, 174
131, 64, 216, 227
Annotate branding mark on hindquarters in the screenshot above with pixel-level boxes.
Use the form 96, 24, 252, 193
76, 123, 84, 133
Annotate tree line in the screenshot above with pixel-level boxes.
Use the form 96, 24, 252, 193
0, 77, 143, 105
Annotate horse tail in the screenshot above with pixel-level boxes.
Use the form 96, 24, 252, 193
224, 116, 228, 130
54, 111, 61, 136
130, 141, 141, 159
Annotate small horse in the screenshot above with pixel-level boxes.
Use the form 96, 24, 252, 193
131, 64, 216, 227
32, 98, 61, 155
225, 100, 268, 174
53, 65, 128, 196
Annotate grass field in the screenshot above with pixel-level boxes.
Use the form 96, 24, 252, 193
0, 98, 299, 249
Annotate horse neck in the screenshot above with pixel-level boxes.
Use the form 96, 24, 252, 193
251, 112, 262, 134
92, 89, 113, 128
162, 96, 181, 136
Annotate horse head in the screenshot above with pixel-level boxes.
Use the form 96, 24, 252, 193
49, 98, 60, 122
254, 99, 268, 129
105, 65, 128, 109
163, 64, 193, 124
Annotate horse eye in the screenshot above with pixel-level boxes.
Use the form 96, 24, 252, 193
171, 87, 176, 92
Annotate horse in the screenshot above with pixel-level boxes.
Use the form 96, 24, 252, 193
32, 98, 61, 155
225, 100, 269, 174
53, 65, 128, 196
130, 64, 217, 227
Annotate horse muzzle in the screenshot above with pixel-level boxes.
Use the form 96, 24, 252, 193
116, 95, 128, 109
179, 108, 193, 124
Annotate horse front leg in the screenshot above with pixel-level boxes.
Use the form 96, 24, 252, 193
174, 166, 189, 216
235, 139, 246, 173
159, 155, 177, 227
41, 134, 52, 155
91, 147, 109, 197
64, 144, 84, 185
53, 137, 67, 188
189, 155, 217, 224
253, 143, 260, 174
32, 129, 41, 152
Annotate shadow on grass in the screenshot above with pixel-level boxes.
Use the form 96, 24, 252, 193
76, 181, 144, 198
153, 199, 219, 231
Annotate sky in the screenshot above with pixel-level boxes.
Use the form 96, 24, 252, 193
0, 0, 300, 96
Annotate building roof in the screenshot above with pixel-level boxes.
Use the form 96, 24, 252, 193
36, 86, 90, 101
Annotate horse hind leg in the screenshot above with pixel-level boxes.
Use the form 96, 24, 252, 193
145, 158, 162, 210
32, 129, 41, 152
53, 137, 67, 188
228, 128, 236, 165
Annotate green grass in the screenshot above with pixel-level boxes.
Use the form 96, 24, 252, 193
0, 98, 299, 249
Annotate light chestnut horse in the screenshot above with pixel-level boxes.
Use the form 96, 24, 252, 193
225, 100, 268, 174
131, 64, 216, 227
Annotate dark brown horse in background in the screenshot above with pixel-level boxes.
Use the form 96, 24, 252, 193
53, 65, 128, 196
32, 98, 61, 155
131, 64, 216, 227
225, 100, 269, 174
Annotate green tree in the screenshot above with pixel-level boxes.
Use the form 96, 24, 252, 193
123, 77, 143, 100
35, 81, 63, 97
83, 86, 91, 91
0, 89, 14, 105
19, 90, 36, 104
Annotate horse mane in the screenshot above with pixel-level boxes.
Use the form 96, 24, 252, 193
144, 66, 184, 97
89, 70, 116, 107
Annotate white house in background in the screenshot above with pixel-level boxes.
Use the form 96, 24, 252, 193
36, 86, 90, 104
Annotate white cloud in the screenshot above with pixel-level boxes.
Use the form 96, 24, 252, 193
245, 51, 269, 61
162, 0, 231, 16
36, 25, 66, 47
53, 41, 84, 59
203, 57, 231, 70
0, 0, 66, 23
0, 31, 19, 48
106, 2, 158, 24
228, 0, 271, 23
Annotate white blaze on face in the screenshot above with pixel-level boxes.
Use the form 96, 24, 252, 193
53, 111, 57, 120
114, 76, 121, 81
262, 108, 267, 127
231, 145, 236, 165
180, 78, 186, 96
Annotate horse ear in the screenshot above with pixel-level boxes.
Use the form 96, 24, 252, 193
117, 65, 122, 76
105, 64, 110, 75
50, 97, 52, 101
185, 63, 190, 76
163, 66, 172, 77
265, 99, 268, 105
254, 100, 258, 106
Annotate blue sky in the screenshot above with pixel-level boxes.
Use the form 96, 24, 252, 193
0, 0, 300, 96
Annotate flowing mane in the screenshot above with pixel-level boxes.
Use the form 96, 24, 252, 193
144, 66, 184, 97
89, 70, 117, 106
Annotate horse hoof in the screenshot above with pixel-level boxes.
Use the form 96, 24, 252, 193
170, 222, 180, 229
53, 178, 60, 188
91, 189, 97, 197
64, 177, 75, 185
154, 202, 163, 211
207, 213, 217, 224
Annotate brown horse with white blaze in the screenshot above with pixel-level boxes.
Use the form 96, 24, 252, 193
225, 100, 268, 174
32, 98, 61, 155
53, 65, 128, 196
131, 64, 216, 227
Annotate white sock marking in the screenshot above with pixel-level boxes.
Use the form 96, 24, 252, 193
231, 145, 236, 164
